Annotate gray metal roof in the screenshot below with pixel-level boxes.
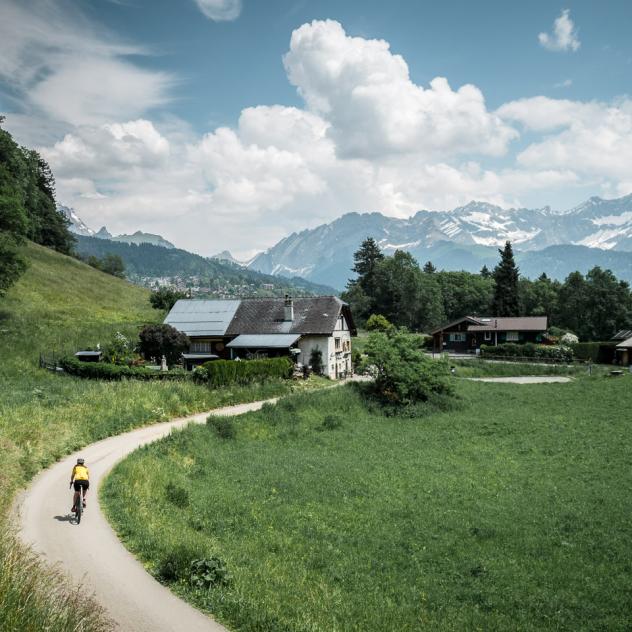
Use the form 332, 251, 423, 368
164, 300, 240, 336
613, 329, 632, 341
182, 353, 219, 360
468, 317, 548, 332
616, 336, 632, 349
226, 334, 300, 349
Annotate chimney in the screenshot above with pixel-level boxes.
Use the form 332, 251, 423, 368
284, 294, 294, 322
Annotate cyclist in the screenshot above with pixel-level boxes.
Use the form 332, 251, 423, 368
70, 458, 90, 513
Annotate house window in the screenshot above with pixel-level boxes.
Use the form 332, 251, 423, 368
335, 337, 341, 350
191, 341, 212, 353
484, 331, 492, 341
449, 333, 466, 342
506, 331, 519, 342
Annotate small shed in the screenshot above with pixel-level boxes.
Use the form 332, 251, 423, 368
74, 351, 102, 363
615, 336, 632, 366
182, 353, 219, 371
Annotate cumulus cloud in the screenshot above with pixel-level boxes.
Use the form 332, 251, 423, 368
283, 20, 517, 159
538, 9, 580, 52
194, 0, 242, 21
0, 0, 173, 126
499, 96, 632, 182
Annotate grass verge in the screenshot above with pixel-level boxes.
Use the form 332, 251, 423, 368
103, 376, 632, 631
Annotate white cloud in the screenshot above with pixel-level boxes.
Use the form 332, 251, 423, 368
194, 0, 242, 21
0, 0, 174, 126
500, 96, 632, 183
538, 9, 580, 52
554, 78, 573, 88
283, 20, 517, 160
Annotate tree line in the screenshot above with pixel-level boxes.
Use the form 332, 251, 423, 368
342, 238, 632, 341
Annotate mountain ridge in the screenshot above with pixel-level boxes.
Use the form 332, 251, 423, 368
248, 193, 632, 288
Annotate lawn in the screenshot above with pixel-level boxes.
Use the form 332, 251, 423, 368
102, 375, 632, 631
0, 243, 294, 631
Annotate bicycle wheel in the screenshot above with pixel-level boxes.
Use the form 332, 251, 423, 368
75, 493, 82, 524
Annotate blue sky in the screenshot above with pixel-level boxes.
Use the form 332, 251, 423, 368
1, 0, 631, 256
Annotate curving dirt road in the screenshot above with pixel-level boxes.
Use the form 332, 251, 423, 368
15, 399, 279, 632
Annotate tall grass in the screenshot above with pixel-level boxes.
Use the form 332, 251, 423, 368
103, 376, 632, 631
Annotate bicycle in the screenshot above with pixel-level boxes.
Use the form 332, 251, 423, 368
70, 483, 86, 524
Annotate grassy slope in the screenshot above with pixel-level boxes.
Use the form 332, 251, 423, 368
103, 378, 632, 631
0, 243, 291, 631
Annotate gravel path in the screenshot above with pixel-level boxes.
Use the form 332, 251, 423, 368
465, 376, 573, 384
15, 398, 279, 632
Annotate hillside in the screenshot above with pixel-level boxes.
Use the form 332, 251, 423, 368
74, 235, 336, 297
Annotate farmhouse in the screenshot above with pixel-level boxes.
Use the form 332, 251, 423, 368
431, 316, 548, 354
164, 296, 357, 378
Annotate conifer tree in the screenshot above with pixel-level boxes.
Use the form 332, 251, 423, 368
423, 261, 437, 274
480, 265, 491, 278
491, 241, 520, 316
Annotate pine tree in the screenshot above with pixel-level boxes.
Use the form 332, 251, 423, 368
480, 265, 491, 278
491, 241, 520, 316
423, 261, 437, 274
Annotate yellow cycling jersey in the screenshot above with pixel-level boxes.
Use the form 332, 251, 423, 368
72, 464, 89, 481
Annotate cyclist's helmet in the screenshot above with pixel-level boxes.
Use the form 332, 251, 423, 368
77, 458, 85, 465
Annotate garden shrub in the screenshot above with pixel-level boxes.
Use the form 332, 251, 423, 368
573, 341, 617, 364
365, 314, 392, 332
194, 357, 292, 388
309, 347, 323, 375
165, 482, 189, 508
157, 543, 199, 583
138, 324, 190, 366
480, 343, 573, 362
189, 557, 231, 590
59, 356, 185, 381
364, 330, 453, 406
208, 416, 236, 439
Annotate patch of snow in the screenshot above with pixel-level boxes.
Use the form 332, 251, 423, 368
381, 241, 421, 250
591, 212, 632, 226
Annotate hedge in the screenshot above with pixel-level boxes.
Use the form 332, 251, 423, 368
59, 357, 186, 381
193, 357, 293, 388
480, 343, 573, 362
572, 342, 617, 364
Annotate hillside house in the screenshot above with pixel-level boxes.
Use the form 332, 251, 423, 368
164, 296, 357, 378
431, 316, 548, 353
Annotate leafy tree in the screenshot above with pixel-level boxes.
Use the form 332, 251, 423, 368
436, 271, 493, 321
365, 329, 453, 406
0, 232, 27, 296
365, 314, 393, 332
99, 253, 126, 279
340, 281, 371, 326
138, 324, 190, 365
423, 261, 437, 274
150, 287, 188, 311
519, 273, 560, 318
555, 271, 588, 338
491, 241, 520, 316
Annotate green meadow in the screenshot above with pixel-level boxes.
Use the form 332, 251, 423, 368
103, 376, 632, 632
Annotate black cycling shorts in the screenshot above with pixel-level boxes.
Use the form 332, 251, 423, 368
73, 480, 89, 492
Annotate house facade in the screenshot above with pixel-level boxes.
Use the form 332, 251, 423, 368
431, 316, 548, 354
164, 296, 356, 378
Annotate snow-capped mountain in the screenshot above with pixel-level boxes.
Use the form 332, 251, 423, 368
59, 204, 95, 236
248, 194, 632, 288
58, 205, 175, 249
